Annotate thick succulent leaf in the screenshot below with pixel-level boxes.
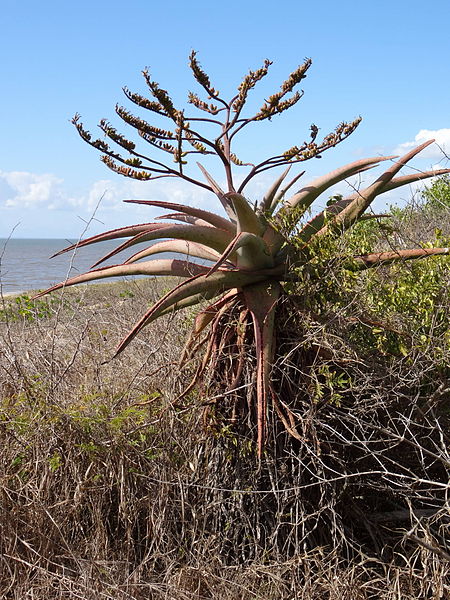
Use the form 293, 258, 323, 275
180, 289, 240, 362
297, 206, 391, 244
296, 193, 372, 243
296, 198, 349, 243
264, 156, 395, 254
352, 247, 449, 269
206, 231, 273, 277
300, 164, 449, 244
196, 162, 225, 196
115, 268, 277, 355
331, 140, 435, 229
204, 234, 243, 277
359, 214, 391, 220
262, 224, 288, 257
33, 259, 207, 298
269, 170, 305, 214
196, 162, 237, 222
124, 199, 236, 232
92, 224, 235, 267
340, 165, 450, 206
156, 213, 212, 227
50, 223, 169, 258
243, 281, 281, 457
157, 291, 224, 318
224, 192, 265, 235
190, 289, 239, 338
279, 155, 395, 219
381, 168, 450, 194
233, 232, 273, 270
124, 239, 225, 265
259, 165, 291, 213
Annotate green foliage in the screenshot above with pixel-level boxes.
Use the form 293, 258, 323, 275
1, 388, 161, 442
359, 178, 449, 353
48, 452, 63, 472
310, 364, 352, 406
361, 240, 449, 352
1, 294, 56, 322
285, 175, 450, 359
421, 174, 450, 210
66, 394, 160, 437
345, 217, 390, 254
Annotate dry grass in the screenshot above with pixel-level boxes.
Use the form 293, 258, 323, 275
1, 277, 449, 598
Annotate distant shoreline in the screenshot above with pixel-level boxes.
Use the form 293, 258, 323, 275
0, 281, 113, 300
0, 278, 173, 304
0, 239, 180, 295
1, 291, 26, 298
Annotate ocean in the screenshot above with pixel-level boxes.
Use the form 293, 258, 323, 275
0, 238, 165, 295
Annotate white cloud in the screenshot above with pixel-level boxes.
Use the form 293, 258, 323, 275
0, 164, 321, 218
0, 171, 70, 209
0, 170, 141, 211
0, 169, 220, 215
394, 128, 450, 159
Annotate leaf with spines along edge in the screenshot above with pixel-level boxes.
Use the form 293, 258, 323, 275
50, 223, 170, 258
155, 213, 211, 227
54, 138, 443, 346
157, 292, 223, 320
296, 165, 450, 245
123, 240, 223, 265
32, 259, 208, 299
224, 192, 265, 236
123, 199, 236, 233
352, 247, 450, 269
280, 155, 395, 219
91, 224, 235, 268
196, 162, 237, 221
323, 140, 436, 234
263, 155, 396, 254
114, 267, 281, 356
259, 165, 292, 213
269, 170, 306, 214
298, 206, 389, 245
381, 168, 450, 193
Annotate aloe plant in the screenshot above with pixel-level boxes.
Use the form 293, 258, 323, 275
36, 54, 450, 456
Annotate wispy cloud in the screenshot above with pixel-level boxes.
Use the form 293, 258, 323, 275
0, 170, 220, 215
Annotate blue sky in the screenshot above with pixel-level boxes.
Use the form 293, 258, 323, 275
1, 0, 449, 239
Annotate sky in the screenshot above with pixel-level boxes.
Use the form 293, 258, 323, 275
0, 0, 449, 239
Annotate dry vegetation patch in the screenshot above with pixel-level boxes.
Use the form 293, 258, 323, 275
1, 276, 449, 598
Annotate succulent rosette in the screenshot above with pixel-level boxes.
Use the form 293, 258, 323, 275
36, 54, 449, 455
